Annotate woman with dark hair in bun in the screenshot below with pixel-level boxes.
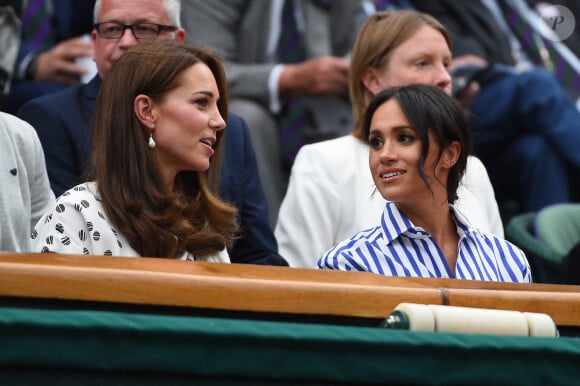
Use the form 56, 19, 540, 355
319, 84, 530, 283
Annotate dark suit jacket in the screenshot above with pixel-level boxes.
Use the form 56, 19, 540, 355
18, 75, 287, 266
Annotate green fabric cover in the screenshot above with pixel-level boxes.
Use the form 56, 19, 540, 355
534, 203, 580, 256
0, 306, 579, 385
506, 212, 564, 282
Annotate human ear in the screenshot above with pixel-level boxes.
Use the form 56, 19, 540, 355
174, 28, 186, 43
361, 67, 384, 96
443, 141, 461, 169
134, 94, 156, 129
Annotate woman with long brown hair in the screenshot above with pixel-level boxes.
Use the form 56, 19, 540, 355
32, 39, 238, 261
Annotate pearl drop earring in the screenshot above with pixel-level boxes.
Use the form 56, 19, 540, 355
148, 133, 156, 149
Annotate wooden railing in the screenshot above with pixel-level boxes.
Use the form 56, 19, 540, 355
1, 252, 579, 327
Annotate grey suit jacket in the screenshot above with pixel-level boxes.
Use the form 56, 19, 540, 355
182, 0, 365, 139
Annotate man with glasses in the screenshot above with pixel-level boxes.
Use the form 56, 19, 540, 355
18, 0, 287, 266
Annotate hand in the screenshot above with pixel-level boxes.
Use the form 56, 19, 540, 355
34, 36, 94, 85
450, 55, 487, 109
279, 56, 349, 98
455, 81, 481, 110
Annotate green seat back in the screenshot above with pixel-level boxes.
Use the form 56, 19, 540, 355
505, 212, 561, 283
534, 204, 580, 256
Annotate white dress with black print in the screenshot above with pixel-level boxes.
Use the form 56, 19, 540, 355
31, 182, 229, 263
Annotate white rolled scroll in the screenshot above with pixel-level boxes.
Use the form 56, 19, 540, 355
523, 312, 558, 337
387, 303, 557, 337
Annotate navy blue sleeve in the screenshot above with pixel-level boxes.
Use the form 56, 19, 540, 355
220, 114, 288, 266
17, 86, 91, 197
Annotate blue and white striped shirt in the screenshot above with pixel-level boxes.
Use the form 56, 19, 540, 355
318, 202, 531, 283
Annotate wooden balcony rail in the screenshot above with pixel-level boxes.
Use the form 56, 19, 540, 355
1, 252, 579, 327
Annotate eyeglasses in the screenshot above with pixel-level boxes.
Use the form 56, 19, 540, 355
94, 21, 178, 40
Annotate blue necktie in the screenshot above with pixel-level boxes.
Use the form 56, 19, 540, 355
22, 0, 56, 52
277, 0, 310, 165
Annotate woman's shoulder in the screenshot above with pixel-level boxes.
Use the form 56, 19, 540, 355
57, 182, 99, 202
297, 135, 365, 157
463, 155, 489, 179
325, 226, 381, 256
292, 135, 368, 175
318, 225, 383, 269
457, 212, 526, 258
51, 182, 102, 218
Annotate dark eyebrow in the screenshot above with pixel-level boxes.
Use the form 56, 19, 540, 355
192, 90, 216, 99
369, 125, 414, 136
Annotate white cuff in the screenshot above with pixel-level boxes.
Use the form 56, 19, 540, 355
16, 52, 35, 81
268, 64, 285, 113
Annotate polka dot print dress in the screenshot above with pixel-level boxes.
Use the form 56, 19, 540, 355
30, 182, 229, 262
31, 182, 139, 257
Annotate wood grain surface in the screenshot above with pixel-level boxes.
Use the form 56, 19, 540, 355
1, 253, 579, 326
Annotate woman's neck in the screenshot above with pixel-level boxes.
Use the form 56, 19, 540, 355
397, 198, 460, 275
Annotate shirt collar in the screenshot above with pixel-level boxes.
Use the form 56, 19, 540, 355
379, 202, 480, 245
450, 204, 479, 237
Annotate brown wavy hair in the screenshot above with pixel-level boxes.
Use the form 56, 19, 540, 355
349, 10, 451, 140
92, 39, 238, 259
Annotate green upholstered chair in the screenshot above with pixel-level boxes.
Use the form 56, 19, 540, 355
534, 204, 580, 256
505, 204, 580, 283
